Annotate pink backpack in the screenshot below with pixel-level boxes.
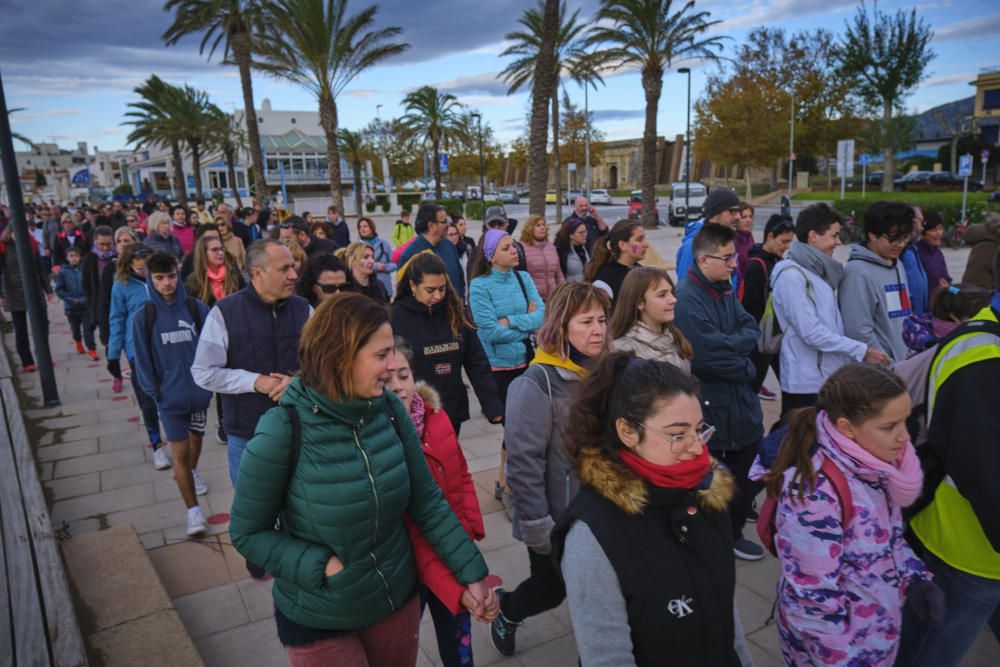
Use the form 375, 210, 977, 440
757, 453, 854, 558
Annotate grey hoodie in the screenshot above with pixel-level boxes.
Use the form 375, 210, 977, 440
839, 244, 911, 362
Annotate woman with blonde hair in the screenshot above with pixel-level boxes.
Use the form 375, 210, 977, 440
611, 266, 693, 372
230, 292, 494, 665
519, 214, 564, 301
144, 211, 183, 259
214, 215, 246, 269
344, 240, 388, 304
490, 281, 611, 657
279, 238, 307, 274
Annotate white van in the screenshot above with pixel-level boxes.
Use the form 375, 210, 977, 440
668, 182, 707, 227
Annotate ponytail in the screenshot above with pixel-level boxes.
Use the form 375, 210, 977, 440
763, 407, 819, 503
584, 219, 640, 282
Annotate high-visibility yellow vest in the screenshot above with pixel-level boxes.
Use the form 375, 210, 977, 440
911, 305, 1000, 579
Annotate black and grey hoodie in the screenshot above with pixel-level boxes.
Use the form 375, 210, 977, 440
839, 244, 911, 362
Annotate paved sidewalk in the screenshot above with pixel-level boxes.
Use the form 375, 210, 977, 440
8, 226, 998, 666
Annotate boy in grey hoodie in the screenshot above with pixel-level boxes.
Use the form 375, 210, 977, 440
839, 201, 915, 362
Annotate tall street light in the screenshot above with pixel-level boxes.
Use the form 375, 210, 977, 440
471, 112, 485, 200
375, 104, 392, 198
583, 78, 590, 198
678, 67, 692, 215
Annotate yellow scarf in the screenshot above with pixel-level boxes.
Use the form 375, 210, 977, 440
530, 348, 587, 377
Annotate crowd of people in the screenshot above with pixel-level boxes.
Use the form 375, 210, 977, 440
0, 189, 999, 667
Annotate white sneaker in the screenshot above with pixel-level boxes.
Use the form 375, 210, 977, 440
152, 447, 171, 470
192, 470, 208, 496
186, 508, 207, 537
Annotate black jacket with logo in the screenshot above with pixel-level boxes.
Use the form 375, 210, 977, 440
391, 295, 502, 425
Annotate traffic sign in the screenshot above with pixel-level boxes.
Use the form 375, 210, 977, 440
439, 152, 449, 174
859, 155, 870, 166
837, 139, 855, 178
982, 149, 990, 163
958, 154, 973, 177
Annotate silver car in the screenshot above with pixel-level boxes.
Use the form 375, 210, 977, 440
589, 188, 612, 205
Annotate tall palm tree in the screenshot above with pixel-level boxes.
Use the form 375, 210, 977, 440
175, 85, 217, 201
255, 0, 407, 211
588, 0, 724, 228
123, 75, 190, 206
400, 86, 466, 200
337, 128, 368, 217
524, 0, 560, 217
163, 0, 270, 199
206, 107, 249, 208
501, 0, 603, 222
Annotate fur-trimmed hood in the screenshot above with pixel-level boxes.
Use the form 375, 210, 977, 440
576, 445, 735, 516
413, 381, 442, 412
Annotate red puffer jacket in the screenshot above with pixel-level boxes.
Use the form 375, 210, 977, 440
405, 383, 486, 614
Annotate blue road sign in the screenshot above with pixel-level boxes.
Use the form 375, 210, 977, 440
439, 152, 449, 174
958, 154, 973, 177
859, 155, 869, 166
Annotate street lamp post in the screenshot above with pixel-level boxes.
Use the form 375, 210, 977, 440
375, 104, 392, 200
788, 92, 795, 198
471, 112, 485, 200
584, 80, 590, 198
678, 67, 692, 215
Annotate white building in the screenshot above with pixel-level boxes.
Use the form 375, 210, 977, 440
124, 146, 249, 202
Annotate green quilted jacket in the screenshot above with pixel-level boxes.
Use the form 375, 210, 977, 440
229, 378, 488, 630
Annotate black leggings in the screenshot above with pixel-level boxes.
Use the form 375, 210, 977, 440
713, 442, 761, 540
493, 366, 526, 451
10, 309, 48, 368
501, 547, 566, 623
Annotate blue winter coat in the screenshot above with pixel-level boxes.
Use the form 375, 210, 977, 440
131, 276, 212, 416
674, 219, 703, 287
900, 243, 928, 315
674, 265, 763, 451
469, 268, 545, 370
108, 273, 149, 361
54, 263, 88, 313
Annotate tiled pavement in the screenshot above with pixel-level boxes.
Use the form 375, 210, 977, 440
10, 224, 1000, 666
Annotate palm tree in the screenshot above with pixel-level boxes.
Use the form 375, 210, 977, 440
337, 128, 368, 217
400, 86, 467, 200
501, 0, 603, 222
254, 0, 407, 211
524, 0, 560, 217
7, 108, 35, 149
588, 0, 724, 228
176, 85, 217, 201
206, 107, 249, 208
163, 0, 270, 199
123, 75, 190, 206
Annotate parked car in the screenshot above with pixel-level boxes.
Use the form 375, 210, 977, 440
668, 182, 707, 227
451, 190, 466, 201
545, 190, 558, 204
589, 188, 612, 205
485, 191, 499, 200
466, 186, 482, 201
990, 190, 1000, 204
627, 190, 660, 222
563, 189, 583, 205
928, 172, 984, 191
894, 171, 934, 191
865, 170, 902, 187
499, 189, 520, 204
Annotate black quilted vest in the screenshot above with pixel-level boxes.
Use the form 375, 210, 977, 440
554, 483, 739, 667
216, 285, 310, 438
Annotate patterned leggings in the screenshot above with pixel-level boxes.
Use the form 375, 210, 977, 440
420, 585, 473, 667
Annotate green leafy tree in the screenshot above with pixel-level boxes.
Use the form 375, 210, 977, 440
588, 0, 725, 227
500, 0, 603, 220
255, 0, 407, 209
163, 0, 270, 198
175, 84, 217, 200
400, 86, 467, 199
337, 129, 369, 217
123, 75, 191, 206
559, 94, 605, 173
834, 1, 934, 192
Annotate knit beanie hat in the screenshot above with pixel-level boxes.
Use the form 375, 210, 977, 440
702, 188, 741, 221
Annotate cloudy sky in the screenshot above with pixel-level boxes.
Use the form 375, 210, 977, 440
3, 0, 997, 152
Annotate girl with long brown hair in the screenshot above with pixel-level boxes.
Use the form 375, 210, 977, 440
185, 234, 245, 308
584, 219, 648, 304
611, 266, 693, 372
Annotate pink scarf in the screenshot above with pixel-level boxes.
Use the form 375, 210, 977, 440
408, 390, 426, 439
817, 410, 923, 507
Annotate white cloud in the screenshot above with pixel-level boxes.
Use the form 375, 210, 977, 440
935, 14, 1000, 41
343, 89, 381, 98
11, 108, 81, 120
921, 72, 974, 88
422, 71, 510, 96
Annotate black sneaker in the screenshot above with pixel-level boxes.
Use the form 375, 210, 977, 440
216, 426, 227, 445
733, 537, 765, 561
746, 500, 759, 523
490, 589, 520, 656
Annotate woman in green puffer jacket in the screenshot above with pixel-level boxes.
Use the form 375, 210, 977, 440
229, 292, 492, 666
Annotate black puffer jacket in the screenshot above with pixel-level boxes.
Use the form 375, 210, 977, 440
390, 295, 502, 425
0, 238, 51, 312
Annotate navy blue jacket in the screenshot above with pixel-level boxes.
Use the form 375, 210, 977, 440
400, 235, 466, 302
131, 276, 212, 416
54, 263, 88, 313
215, 286, 311, 439
674, 266, 763, 451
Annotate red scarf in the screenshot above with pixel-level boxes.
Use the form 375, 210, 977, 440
619, 447, 711, 490
206, 263, 227, 303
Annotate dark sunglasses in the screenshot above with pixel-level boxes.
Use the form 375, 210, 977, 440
318, 284, 346, 294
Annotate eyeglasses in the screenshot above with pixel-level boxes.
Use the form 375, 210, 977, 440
705, 253, 738, 265
209, 247, 226, 253
638, 422, 716, 454
318, 284, 345, 294
880, 234, 908, 246
727, 207, 742, 215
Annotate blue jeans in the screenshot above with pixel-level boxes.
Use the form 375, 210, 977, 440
897, 550, 1000, 666
227, 435, 250, 489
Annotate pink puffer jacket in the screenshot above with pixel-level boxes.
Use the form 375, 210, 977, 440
521, 240, 564, 302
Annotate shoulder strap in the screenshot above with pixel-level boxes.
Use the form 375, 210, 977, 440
818, 454, 854, 527
512, 270, 531, 311
143, 300, 156, 343
283, 405, 302, 483
185, 296, 202, 334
